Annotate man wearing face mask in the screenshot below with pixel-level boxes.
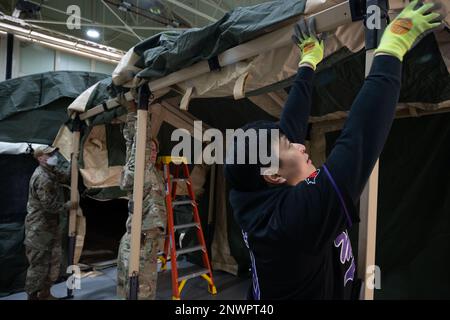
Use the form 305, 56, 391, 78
24, 145, 71, 300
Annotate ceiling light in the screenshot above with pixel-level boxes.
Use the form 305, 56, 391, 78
86, 29, 100, 39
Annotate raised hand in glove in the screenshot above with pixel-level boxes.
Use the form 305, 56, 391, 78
292, 17, 325, 70
374, 0, 444, 61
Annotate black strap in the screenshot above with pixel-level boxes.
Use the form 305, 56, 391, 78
72, 115, 82, 132
208, 56, 221, 71
138, 84, 152, 110
102, 102, 108, 111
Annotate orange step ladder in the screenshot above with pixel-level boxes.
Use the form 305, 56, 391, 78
158, 156, 217, 300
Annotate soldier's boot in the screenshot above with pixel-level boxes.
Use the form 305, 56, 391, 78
37, 287, 58, 300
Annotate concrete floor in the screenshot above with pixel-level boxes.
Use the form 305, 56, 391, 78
1, 261, 250, 300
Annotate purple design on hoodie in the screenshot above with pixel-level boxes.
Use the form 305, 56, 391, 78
334, 230, 355, 286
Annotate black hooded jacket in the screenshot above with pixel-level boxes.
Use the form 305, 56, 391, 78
227, 56, 402, 299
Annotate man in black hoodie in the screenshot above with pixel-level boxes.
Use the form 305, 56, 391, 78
224, 0, 444, 300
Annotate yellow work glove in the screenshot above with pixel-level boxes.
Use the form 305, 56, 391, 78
292, 17, 325, 70
374, 0, 444, 61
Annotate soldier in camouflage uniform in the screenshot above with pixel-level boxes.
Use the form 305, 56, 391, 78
116, 99, 167, 300
24, 146, 71, 300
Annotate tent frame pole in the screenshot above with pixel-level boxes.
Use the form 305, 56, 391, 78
127, 84, 152, 300
66, 115, 81, 299
357, 0, 390, 300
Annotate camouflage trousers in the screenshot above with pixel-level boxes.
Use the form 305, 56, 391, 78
24, 243, 62, 295
117, 228, 164, 300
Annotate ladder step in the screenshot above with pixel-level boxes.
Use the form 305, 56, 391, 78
172, 200, 194, 206
174, 222, 199, 231
161, 160, 216, 295
176, 245, 204, 256
177, 267, 209, 282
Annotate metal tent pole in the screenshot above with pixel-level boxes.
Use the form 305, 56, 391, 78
66, 115, 81, 298
127, 85, 152, 300
357, 0, 390, 300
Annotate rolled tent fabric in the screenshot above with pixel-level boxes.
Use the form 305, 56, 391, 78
132, 0, 307, 81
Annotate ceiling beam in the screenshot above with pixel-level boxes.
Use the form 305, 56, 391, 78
100, 0, 143, 41
27, 0, 134, 37
166, 0, 218, 23
199, 0, 227, 16
24, 20, 188, 31
211, 0, 231, 13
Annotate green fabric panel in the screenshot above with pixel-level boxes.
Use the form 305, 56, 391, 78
89, 105, 127, 126
0, 223, 28, 297
0, 71, 108, 121
0, 71, 109, 144
85, 76, 111, 107
89, 106, 127, 127
0, 98, 71, 145
105, 123, 126, 167
84, 77, 128, 126
134, 0, 306, 80
325, 112, 450, 299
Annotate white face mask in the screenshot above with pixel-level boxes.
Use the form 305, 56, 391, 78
46, 155, 58, 166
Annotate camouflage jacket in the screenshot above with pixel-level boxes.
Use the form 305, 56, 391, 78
24, 165, 69, 250
121, 111, 167, 231
122, 157, 167, 232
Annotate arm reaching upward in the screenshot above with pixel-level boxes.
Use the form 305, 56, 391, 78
326, 0, 444, 204
280, 17, 325, 144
